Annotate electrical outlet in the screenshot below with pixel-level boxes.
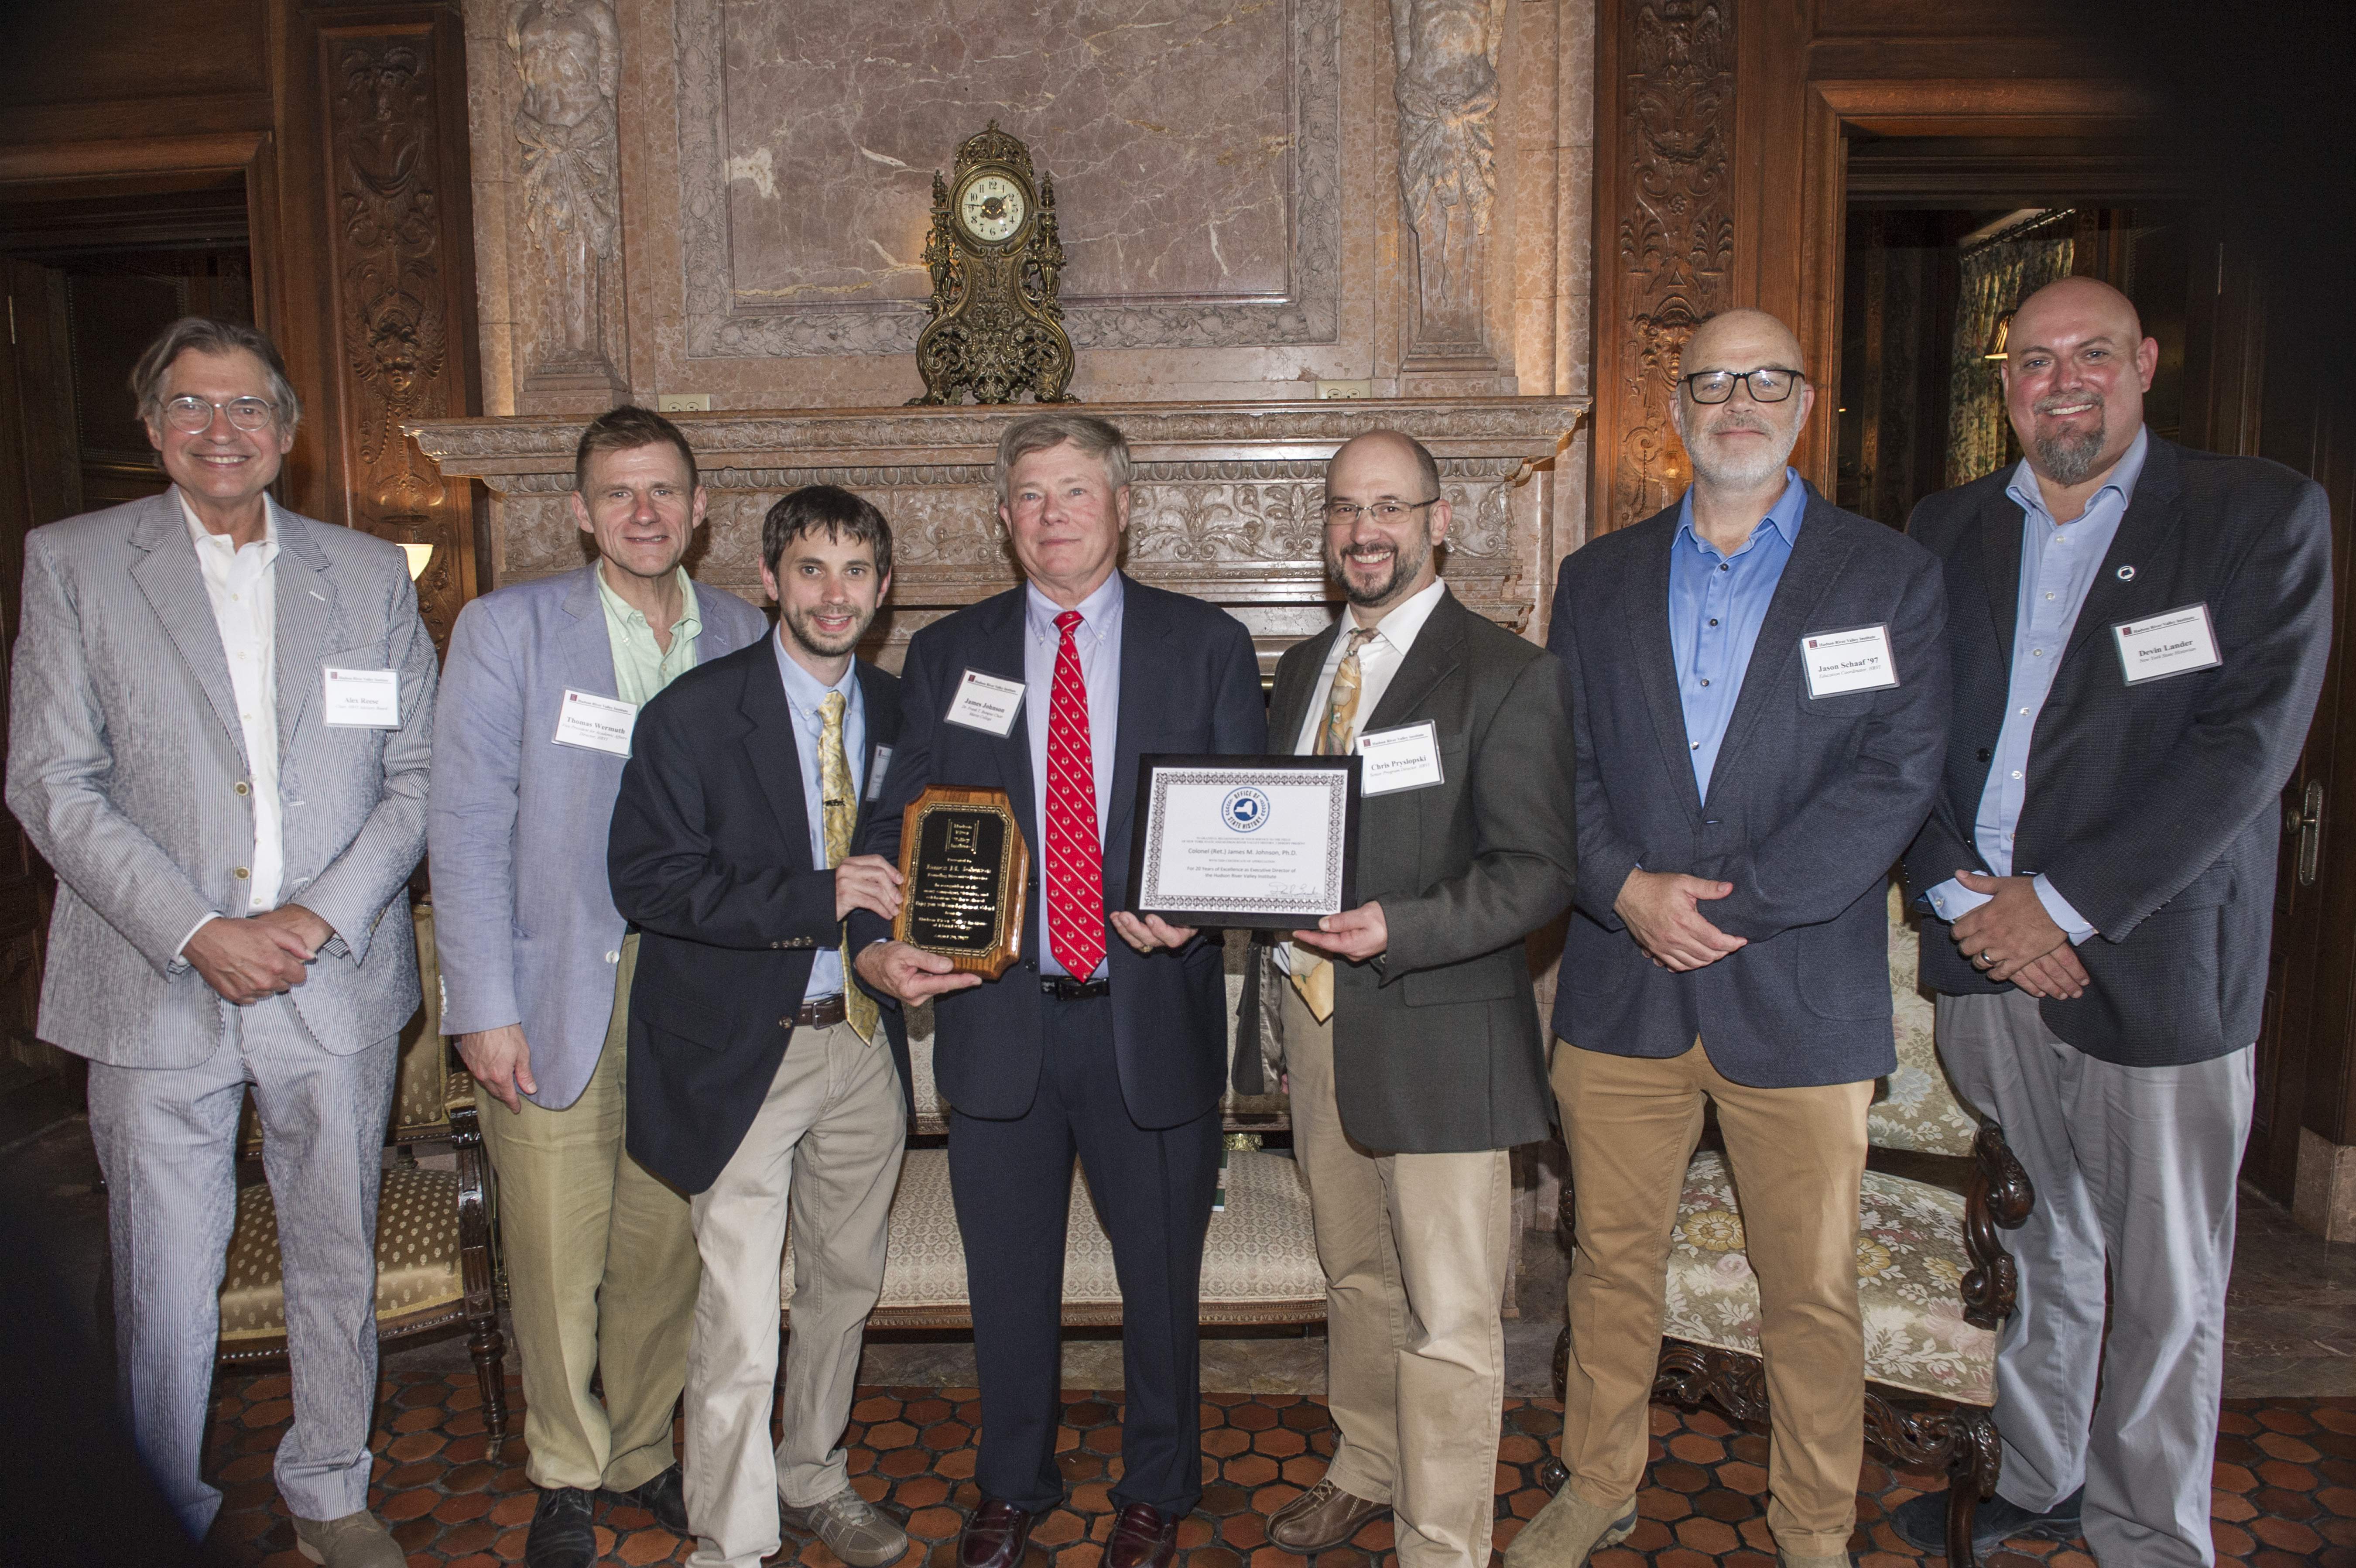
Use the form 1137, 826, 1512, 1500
1316, 379, 1373, 400
656, 393, 712, 412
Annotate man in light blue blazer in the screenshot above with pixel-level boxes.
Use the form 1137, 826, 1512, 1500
429, 405, 767, 1568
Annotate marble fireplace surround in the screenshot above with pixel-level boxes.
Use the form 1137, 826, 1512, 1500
407, 397, 1588, 671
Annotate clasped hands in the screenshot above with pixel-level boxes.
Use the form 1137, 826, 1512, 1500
1946, 870, 2088, 1000
184, 904, 335, 1007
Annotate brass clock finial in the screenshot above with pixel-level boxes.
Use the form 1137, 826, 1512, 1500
909, 122, 1077, 406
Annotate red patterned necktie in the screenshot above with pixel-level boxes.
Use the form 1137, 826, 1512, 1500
1045, 609, 1107, 978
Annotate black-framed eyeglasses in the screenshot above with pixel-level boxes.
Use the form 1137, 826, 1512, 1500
160, 395, 278, 434
1682, 368, 1805, 405
1321, 498, 1438, 525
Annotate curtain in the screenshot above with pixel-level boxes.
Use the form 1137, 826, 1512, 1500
1946, 215, 2076, 487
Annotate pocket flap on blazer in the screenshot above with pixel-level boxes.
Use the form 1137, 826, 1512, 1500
636, 983, 736, 1051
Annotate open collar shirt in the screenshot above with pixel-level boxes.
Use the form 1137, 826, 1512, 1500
1668, 469, 1807, 799
178, 489, 284, 952
594, 563, 702, 708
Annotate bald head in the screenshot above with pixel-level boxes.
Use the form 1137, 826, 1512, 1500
1322, 428, 1450, 617
1682, 308, 1807, 380
1674, 307, 1814, 495
1326, 430, 1440, 499
2002, 276, 2157, 493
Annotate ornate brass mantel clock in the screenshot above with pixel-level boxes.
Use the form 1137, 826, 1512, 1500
909, 122, 1077, 406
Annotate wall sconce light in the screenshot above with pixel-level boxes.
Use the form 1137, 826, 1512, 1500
374, 515, 437, 582
1983, 312, 2013, 362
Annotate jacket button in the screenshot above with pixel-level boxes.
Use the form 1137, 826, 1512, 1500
233, 781, 250, 796
778, 1017, 792, 1027
605, 950, 620, 963
1976, 747, 1993, 763
233, 866, 250, 880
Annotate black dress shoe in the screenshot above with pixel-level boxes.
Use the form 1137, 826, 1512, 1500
525, 1487, 598, 1568
1105, 1503, 1180, 1568
608, 1465, 690, 1534
958, 1498, 1035, 1568
1891, 1485, 2085, 1557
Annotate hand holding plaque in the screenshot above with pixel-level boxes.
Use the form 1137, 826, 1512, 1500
892, 785, 1029, 979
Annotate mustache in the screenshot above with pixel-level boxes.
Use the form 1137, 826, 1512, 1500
1702, 414, 1773, 436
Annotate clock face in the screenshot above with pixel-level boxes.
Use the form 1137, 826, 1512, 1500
958, 173, 1028, 244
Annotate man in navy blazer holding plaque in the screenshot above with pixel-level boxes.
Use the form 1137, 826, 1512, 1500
1516, 308, 1950, 1568
852, 413, 1265, 1568
1890, 277, 2331, 1567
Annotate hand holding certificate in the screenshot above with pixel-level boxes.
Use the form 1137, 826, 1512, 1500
1126, 756, 1361, 929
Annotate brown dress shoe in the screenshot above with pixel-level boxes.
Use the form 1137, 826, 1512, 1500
1105, 1503, 1180, 1568
959, 1498, 1034, 1568
1267, 1479, 1390, 1553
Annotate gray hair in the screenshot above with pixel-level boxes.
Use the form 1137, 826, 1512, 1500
128, 317, 302, 433
994, 412, 1134, 506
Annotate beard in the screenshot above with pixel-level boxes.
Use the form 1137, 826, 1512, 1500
1677, 407, 1801, 490
781, 601, 867, 660
1326, 531, 1433, 608
2030, 392, 2109, 485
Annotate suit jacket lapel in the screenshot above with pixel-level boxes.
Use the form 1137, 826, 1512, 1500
976, 589, 1037, 842
1106, 575, 1170, 848
2063, 436, 2188, 666
738, 655, 813, 869
273, 507, 337, 761
1270, 618, 1345, 756
1623, 511, 1706, 823
1709, 496, 1855, 784
127, 490, 247, 759
561, 564, 621, 698
1366, 588, 1467, 730
852, 658, 901, 839
1978, 484, 2025, 669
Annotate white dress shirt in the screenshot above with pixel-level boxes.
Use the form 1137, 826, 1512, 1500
1279, 577, 1449, 972
177, 489, 283, 955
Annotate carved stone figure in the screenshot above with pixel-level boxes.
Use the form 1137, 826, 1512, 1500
510, 0, 620, 369
1390, 0, 1507, 349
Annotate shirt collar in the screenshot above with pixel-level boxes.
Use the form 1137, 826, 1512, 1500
771, 629, 859, 716
178, 487, 279, 558
1346, 576, 1449, 655
594, 562, 701, 637
2005, 424, 2150, 527
1673, 469, 1808, 559
1026, 570, 1125, 642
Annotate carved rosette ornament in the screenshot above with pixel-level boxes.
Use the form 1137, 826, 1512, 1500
909, 123, 1077, 407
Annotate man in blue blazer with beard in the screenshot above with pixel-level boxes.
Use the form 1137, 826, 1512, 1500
851, 413, 1265, 1568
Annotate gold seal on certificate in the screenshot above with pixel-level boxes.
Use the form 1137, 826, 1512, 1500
1126, 755, 1362, 929
894, 785, 1029, 978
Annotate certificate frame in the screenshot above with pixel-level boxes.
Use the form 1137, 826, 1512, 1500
1126, 754, 1361, 930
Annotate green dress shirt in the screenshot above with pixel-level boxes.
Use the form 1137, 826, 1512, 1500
595, 563, 703, 705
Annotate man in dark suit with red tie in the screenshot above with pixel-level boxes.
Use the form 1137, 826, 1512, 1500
853, 413, 1266, 1568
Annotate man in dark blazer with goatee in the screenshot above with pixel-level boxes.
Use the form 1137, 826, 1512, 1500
851, 413, 1265, 1568
610, 486, 913, 1568
1890, 277, 2331, 1568
1257, 431, 1575, 1568
1514, 308, 1949, 1568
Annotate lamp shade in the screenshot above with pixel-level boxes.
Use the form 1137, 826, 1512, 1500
1983, 312, 2013, 362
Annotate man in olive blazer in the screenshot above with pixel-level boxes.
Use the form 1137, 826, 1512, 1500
1259, 431, 1576, 1568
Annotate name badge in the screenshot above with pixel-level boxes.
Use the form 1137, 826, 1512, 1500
1356, 720, 1445, 795
866, 744, 894, 801
322, 667, 401, 727
1800, 624, 1900, 698
2113, 603, 2221, 685
552, 688, 638, 756
944, 669, 1025, 736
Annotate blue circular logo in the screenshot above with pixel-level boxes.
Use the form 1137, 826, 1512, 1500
1221, 787, 1270, 832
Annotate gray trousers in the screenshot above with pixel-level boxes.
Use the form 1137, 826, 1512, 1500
1936, 990, 2252, 1568
87, 996, 398, 1541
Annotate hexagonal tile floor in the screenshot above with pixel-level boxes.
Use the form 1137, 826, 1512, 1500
199, 1368, 2354, 1566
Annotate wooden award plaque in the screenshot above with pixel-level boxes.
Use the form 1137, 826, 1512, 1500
893, 784, 1028, 979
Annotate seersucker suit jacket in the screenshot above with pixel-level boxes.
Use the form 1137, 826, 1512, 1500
1901, 435, 2332, 1066
6, 488, 438, 1065
428, 563, 769, 1111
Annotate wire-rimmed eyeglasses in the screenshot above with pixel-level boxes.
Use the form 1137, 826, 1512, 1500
160, 395, 279, 434
1682, 368, 1805, 405
1321, 499, 1438, 525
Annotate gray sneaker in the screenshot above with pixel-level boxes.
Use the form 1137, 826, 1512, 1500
291, 1508, 404, 1568
781, 1486, 910, 1568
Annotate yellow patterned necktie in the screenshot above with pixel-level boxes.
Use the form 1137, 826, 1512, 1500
1292, 627, 1379, 1023
819, 690, 880, 1043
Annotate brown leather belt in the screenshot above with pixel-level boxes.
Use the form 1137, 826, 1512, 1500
794, 995, 848, 1028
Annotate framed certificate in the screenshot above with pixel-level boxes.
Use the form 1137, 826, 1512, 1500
1126, 755, 1360, 929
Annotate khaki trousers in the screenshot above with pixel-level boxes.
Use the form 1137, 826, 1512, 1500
1552, 1039, 1871, 1560
684, 1019, 906, 1568
476, 935, 700, 1493
1284, 986, 1513, 1568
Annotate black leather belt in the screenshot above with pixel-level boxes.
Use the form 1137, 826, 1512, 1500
1040, 976, 1110, 1000
795, 995, 848, 1028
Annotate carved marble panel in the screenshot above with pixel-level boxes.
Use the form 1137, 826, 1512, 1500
672, 0, 1342, 357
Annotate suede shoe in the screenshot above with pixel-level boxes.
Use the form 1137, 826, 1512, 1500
782, 1486, 911, 1568
290, 1508, 404, 1568
1267, 1479, 1390, 1553
610, 1465, 690, 1534
523, 1487, 598, 1568
1891, 1485, 2084, 1557
1501, 1485, 1637, 1568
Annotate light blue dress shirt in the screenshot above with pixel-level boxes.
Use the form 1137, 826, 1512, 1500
772, 630, 865, 1000
1925, 426, 2151, 942
1024, 573, 1123, 979
1669, 469, 1808, 798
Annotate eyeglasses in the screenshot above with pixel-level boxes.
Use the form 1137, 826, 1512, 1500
1682, 368, 1805, 405
160, 395, 278, 434
1321, 499, 1437, 525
